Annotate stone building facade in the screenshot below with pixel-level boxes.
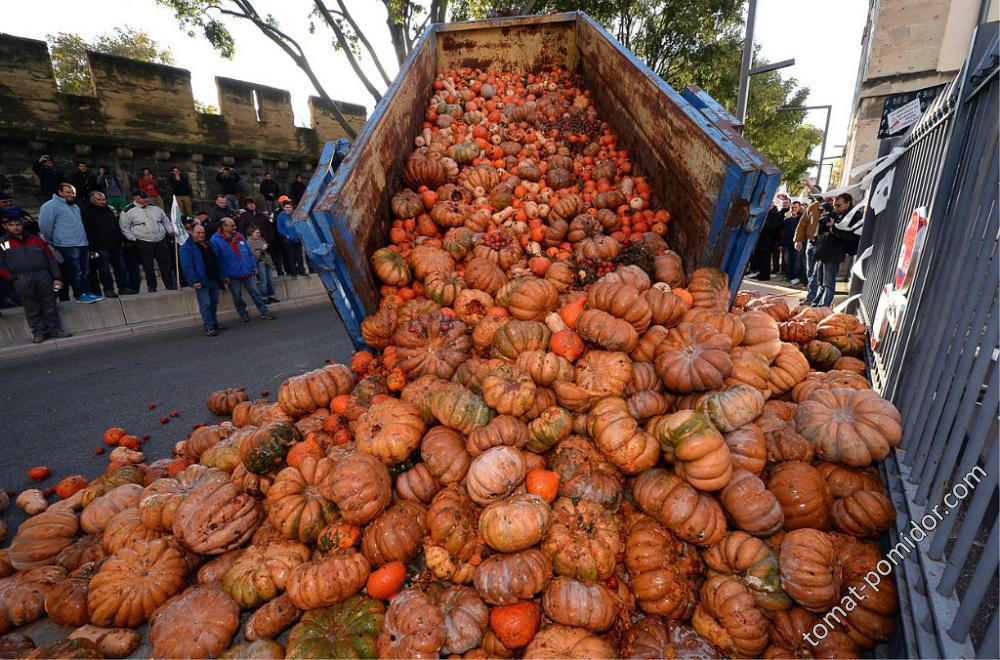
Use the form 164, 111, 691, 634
839, 0, 998, 185
0, 33, 367, 214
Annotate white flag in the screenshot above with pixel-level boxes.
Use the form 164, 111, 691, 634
170, 195, 187, 245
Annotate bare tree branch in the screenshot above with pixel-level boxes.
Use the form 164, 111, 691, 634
313, 0, 383, 102
329, 0, 394, 86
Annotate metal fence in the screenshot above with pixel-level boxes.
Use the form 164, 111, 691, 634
849, 22, 998, 659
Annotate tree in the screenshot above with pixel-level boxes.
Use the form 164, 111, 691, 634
451, 0, 822, 184
48, 28, 174, 96
157, 0, 447, 138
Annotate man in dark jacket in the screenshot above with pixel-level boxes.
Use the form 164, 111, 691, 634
179, 222, 224, 336
71, 162, 98, 201
206, 195, 233, 237
811, 193, 860, 307
290, 174, 307, 206
749, 201, 785, 281
210, 218, 275, 322
168, 166, 194, 216
216, 167, 242, 210
238, 198, 277, 245
82, 191, 135, 298
31, 155, 64, 199
0, 215, 72, 343
259, 173, 281, 211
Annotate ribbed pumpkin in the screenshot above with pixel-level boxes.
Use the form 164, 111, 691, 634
285, 596, 385, 659
491, 320, 551, 360
767, 460, 832, 531
587, 396, 660, 475
778, 529, 842, 613
548, 435, 623, 511
465, 446, 527, 505
207, 388, 250, 416
817, 313, 867, 356
481, 363, 538, 417
631, 468, 726, 547
623, 512, 702, 619
696, 384, 766, 433
223, 538, 311, 609
430, 382, 493, 434
526, 406, 573, 453
796, 387, 903, 467
647, 410, 732, 491
355, 398, 425, 465
266, 456, 339, 543
703, 531, 790, 611
8, 509, 78, 570
541, 577, 618, 632
723, 424, 766, 475
718, 469, 784, 537
277, 364, 354, 417
654, 322, 733, 394
361, 501, 427, 566
541, 497, 620, 581
393, 312, 472, 380
691, 574, 768, 657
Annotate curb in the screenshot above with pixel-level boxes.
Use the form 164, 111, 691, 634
0, 293, 331, 362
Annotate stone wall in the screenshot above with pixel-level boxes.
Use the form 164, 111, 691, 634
0, 34, 367, 214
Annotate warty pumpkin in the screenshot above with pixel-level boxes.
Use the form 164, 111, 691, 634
522, 624, 615, 659
361, 500, 427, 566
479, 494, 552, 553
691, 574, 769, 657
173, 479, 260, 554
473, 548, 552, 605
631, 468, 727, 546
222, 538, 311, 609
541, 497, 620, 581
285, 550, 370, 610
240, 420, 302, 474
541, 577, 618, 632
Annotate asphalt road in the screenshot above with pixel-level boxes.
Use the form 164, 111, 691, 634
0, 302, 354, 530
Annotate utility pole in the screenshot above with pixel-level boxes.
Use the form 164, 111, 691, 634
736, 0, 758, 124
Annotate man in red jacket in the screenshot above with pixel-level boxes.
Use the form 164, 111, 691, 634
0, 216, 72, 343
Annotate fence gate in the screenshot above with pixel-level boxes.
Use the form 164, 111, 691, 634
850, 22, 998, 659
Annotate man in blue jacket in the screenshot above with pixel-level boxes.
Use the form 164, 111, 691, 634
38, 183, 103, 303
210, 218, 275, 323
180, 223, 225, 336
276, 200, 304, 276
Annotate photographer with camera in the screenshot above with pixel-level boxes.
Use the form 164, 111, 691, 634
794, 193, 825, 303
216, 166, 242, 211
31, 155, 64, 199
809, 193, 861, 307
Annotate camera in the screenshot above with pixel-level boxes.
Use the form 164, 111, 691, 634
820, 201, 834, 213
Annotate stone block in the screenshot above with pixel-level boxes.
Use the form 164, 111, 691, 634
222, 156, 235, 165
116, 147, 133, 159
276, 160, 289, 170
121, 289, 192, 324
154, 150, 171, 161
60, 298, 127, 333
190, 153, 204, 164
74, 144, 92, 156
28, 141, 47, 152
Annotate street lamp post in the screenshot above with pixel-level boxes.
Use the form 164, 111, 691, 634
736, 0, 795, 125
778, 105, 832, 189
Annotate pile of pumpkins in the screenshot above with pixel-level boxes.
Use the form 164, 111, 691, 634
0, 67, 902, 659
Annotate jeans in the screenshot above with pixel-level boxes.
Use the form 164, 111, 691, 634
135, 239, 175, 291
228, 277, 269, 317
782, 245, 799, 280
195, 280, 220, 330
256, 261, 275, 297
58, 245, 91, 299
813, 260, 840, 307
805, 241, 818, 303
95, 248, 128, 293
13, 271, 61, 335
283, 241, 305, 276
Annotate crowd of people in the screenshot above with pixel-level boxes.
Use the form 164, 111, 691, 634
747, 184, 861, 308
0, 156, 313, 343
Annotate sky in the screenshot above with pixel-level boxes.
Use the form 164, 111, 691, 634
2, 0, 869, 189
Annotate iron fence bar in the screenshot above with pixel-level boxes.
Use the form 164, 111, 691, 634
948, 511, 999, 640
907, 137, 998, 480
937, 441, 998, 596
928, 379, 999, 559
917, 270, 998, 506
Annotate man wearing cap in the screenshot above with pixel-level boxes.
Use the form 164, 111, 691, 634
39, 183, 103, 303
0, 214, 72, 343
259, 173, 281, 211
119, 190, 177, 293
0, 193, 37, 234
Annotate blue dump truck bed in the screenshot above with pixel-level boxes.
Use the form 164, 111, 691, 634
294, 12, 780, 347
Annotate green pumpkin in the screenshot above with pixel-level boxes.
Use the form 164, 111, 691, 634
526, 406, 573, 453
801, 339, 842, 369
80, 464, 144, 507
370, 247, 410, 287
200, 435, 246, 472
429, 383, 493, 434
741, 549, 793, 611
436, 103, 464, 119
443, 227, 476, 260
241, 421, 302, 474
447, 141, 481, 165
285, 595, 385, 659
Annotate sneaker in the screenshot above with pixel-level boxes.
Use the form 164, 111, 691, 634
104, 290, 119, 298
119, 288, 139, 295
47, 329, 73, 338
260, 313, 276, 320
31, 333, 46, 344
205, 327, 218, 337
241, 314, 251, 323
77, 293, 102, 304
790, 278, 801, 285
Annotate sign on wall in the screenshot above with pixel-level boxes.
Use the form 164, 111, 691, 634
878, 84, 946, 138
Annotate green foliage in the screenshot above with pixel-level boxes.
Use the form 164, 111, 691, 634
194, 100, 220, 114
47, 27, 174, 96
155, 0, 236, 58
448, 0, 822, 184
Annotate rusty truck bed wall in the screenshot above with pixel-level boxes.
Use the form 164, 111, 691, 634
309, 12, 779, 340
